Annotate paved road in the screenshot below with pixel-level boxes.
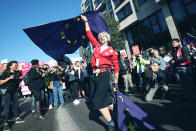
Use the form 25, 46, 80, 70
2, 87, 196, 131
10, 98, 107, 131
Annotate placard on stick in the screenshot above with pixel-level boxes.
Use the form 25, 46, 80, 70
132, 45, 140, 55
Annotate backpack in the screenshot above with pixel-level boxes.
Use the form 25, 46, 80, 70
24, 72, 30, 86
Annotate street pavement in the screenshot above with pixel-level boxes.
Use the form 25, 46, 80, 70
2, 85, 196, 131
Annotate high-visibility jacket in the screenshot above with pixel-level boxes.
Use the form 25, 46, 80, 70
177, 47, 191, 66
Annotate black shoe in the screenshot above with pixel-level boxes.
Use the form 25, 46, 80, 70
107, 125, 116, 131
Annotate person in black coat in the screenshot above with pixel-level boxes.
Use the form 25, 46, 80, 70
28, 59, 46, 120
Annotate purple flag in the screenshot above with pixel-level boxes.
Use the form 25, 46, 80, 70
113, 87, 157, 131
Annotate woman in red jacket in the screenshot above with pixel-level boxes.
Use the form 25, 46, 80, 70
81, 15, 119, 131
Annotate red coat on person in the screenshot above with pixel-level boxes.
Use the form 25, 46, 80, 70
86, 30, 120, 73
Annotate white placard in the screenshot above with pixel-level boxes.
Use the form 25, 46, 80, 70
1, 59, 8, 64
163, 55, 173, 63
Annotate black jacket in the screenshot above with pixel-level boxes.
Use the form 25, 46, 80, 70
0, 70, 22, 94
28, 67, 43, 90
171, 46, 190, 67
119, 60, 129, 75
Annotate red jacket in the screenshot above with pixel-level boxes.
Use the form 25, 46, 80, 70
86, 30, 120, 73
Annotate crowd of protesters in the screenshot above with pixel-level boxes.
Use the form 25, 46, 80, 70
0, 39, 196, 131
118, 38, 196, 102
0, 58, 95, 130
0, 29, 196, 131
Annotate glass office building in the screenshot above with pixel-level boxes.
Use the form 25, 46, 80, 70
81, 0, 196, 51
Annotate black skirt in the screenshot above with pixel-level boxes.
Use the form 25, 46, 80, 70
93, 71, 113, 109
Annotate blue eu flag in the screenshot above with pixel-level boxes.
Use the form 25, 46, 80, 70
183, 33, 196, 46
113, 87, 157, 131
23, 11, 109, 60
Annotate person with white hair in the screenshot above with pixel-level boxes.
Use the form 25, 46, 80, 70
81, 15, 119, 131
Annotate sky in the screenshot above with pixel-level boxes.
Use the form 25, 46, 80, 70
0, 0, 82, 63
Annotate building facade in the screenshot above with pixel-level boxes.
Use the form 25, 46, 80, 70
81, 0, 196, 53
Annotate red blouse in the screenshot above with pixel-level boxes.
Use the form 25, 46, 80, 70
86, 30, 120, 73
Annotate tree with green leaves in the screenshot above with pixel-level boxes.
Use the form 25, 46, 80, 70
104, 12, 125, 52
79, 45, 92, 63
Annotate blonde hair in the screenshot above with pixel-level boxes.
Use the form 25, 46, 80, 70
98, 32, 111, 42
0, 63, 7, 76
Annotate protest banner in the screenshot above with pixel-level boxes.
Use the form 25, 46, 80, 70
132, 45, 140, 55
39, 61, 45, 66
1, 59, 8, 64
19, 81, 31, 95
120, 50, 127, 57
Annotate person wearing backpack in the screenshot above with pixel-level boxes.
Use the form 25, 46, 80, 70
170, 38, 196, 100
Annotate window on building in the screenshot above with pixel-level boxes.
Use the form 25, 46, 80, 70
169, 0, 187, 22
141, 10, 168, 35
152, 25, 161, 34
116, 3, 132, 22
149, 15, 160, 34
107, 0, 112, 9
136, 0, 149, 6
86, 5, 92, 12
113, 0, 125, 9
149, 15, 157, 25
156, 10, 168, 31
94, 0, 103, 8
84, 0, 90, 8
143, 19, 151, 29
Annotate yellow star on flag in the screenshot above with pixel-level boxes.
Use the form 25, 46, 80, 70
82, 35, 86, 39
61, 35, 65, 40
67, 40, 71, 43
119, 96, 123, 102
77, 17, 80, 21
60, 32, 65, 40
74, 17, 81, 22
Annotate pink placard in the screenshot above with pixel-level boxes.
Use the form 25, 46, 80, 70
39, 61, 45, 66
132, 45, 140, 55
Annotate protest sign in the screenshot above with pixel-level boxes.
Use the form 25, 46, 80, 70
132, 45, 140, 55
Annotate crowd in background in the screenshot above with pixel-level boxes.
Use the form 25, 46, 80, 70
118, 38, 196, 102
0, 38, 196, 130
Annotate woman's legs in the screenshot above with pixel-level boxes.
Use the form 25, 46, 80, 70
58, 85, 65, 106
99, 107, 112, 122
48, 89, 53, 109
108, 104, 114, 111
53, 86, 58, 107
